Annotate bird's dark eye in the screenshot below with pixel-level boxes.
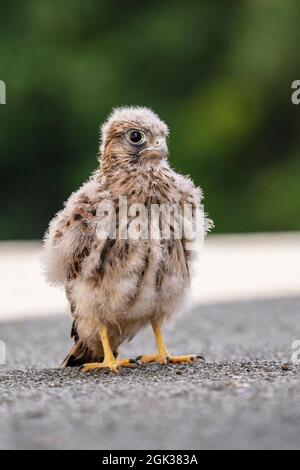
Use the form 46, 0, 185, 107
126, 129, 146, 145
130, 131, 142, 143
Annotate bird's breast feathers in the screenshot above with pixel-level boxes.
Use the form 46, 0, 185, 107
68, 164, 204, 320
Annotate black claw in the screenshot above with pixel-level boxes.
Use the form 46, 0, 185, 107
129, 359, 139, 365
196, 355, 206, 362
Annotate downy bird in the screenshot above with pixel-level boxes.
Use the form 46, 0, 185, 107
42, 106, 212, 372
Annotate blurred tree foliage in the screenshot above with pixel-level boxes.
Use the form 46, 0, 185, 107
0, 0, 300, 239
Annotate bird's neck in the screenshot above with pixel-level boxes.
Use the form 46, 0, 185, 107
100, 159, 174, 204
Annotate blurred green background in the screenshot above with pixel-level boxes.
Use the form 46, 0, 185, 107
0, 0, 299, 239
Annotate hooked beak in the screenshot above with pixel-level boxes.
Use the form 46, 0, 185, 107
139, 139, 168, 159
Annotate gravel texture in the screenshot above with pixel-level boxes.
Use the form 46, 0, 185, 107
0, 296, 300, 450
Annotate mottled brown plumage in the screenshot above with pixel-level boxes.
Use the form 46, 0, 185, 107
42, 106, 212, 371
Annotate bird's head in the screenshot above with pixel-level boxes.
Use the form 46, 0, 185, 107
99, 106, 169, 173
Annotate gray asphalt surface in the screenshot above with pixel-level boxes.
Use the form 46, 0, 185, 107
1, 297, 300, 450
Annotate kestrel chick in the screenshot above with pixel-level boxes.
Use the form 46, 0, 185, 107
42, 106, 213, 372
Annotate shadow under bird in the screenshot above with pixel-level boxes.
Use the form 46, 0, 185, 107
42, 106, 212, 373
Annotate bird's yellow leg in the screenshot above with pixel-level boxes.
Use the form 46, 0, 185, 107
82, 325, 136, 373
137, 319, 203, 365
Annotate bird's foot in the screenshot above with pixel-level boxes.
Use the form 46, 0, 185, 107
136, 354, 205, 365
81, 358, 137, 373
